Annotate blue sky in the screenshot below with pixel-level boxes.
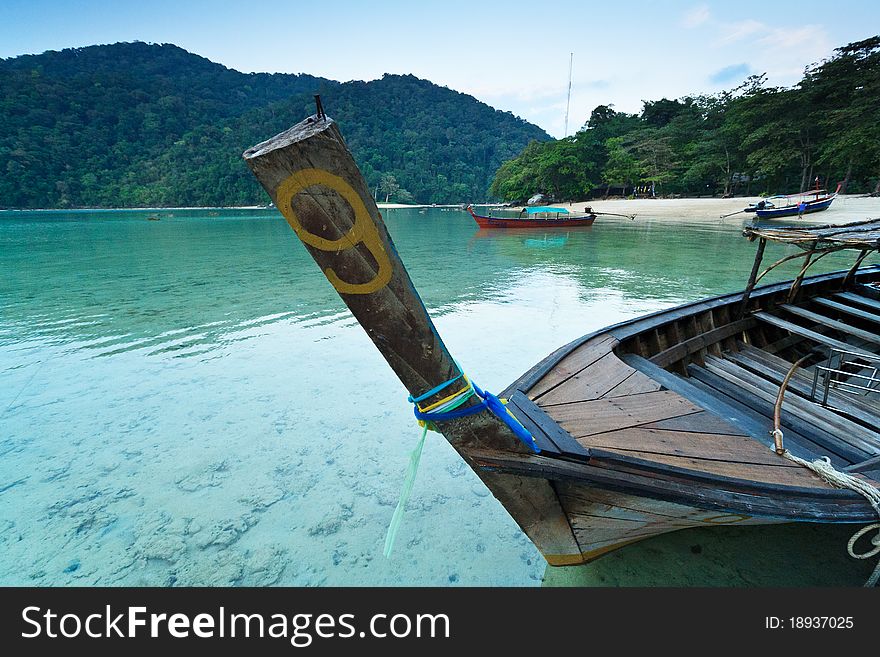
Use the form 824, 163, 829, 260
1, 0, 876, 137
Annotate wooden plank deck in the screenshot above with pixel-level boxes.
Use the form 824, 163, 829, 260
578, 426, 805, 470
622, 352, 846, 464
642, 410, 748, 435
813, 297, 880, 326
780, 304, 880, 345
699, 355, 880, 455
834, 292, 880, 313
528, 335, 617, 400
535, 346, 838, 489
686, 362, 870, 464
582, 446, 828, 486
727, 345, 880, 431
752, 311, 876, 358
520, 272, 880, 508
545, 390, 704, 438
537, 351, 638, 406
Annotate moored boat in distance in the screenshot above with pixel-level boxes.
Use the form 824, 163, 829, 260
243, 105, 880, 581
467, 204, 596, 228
744, 194, 787, 213
754, 183, 842, 219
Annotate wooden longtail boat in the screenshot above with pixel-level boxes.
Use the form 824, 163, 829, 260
754, 183, 842, 219
243, 106, 880, 575
467, 204, 596, 228
743, 195, 786, 213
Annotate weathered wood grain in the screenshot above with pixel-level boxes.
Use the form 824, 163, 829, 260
649, 317, 756, 368
590, 446, 825, 486
577, 426, 798, 467
846, 454, 880, 473
601, 369, 663, 397
834, 292, 880, 313
728, 347, 880, 430
684, 368, 853, 466
642, 410, 745, 435
561, 484, 772, 557
243, 113, 583, 564
687, 363, 870, 463
466, 448, 876, 520
543, 390, 704, 437
702, 355, 880, 454
537, 351, 637, 406
780, 304, 880, 345
813, 297, 880, 326
528, 335, 616, 400
556, 482, 702, 521
508, 392, 589, 459
752, 311, 876, 359
621, 351, 840, 463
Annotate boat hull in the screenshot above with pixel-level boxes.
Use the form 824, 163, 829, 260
246, 109, 878, 575
754, 195, 837, 219
469, 207, 595, 228
489, 266, 880, 565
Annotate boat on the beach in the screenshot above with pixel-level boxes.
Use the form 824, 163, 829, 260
467, 204, 596, 228
243, 107, 880, 580
744, 195, 786, 213
753, 183, 842, 219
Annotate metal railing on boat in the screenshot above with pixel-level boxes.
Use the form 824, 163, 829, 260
810, 348, 880, 407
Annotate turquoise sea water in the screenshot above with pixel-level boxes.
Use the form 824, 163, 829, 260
0, 207, 871, 586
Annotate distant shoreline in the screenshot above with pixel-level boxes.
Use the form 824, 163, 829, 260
2, 196, 877, 224
540, 194, 880, 225
0, 203, 465, 212
0, 205, 270, 212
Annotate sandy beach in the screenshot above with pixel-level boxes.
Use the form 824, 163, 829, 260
9, 197, 876, 222
379, 195, 880, 225
536, 195, 880, 225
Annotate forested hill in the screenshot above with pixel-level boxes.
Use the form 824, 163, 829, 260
491, 36, 880, 202
0, 42, 550, 208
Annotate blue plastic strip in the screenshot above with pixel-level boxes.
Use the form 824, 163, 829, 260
412, 382, 541, 454
406, 369, 464, 404
413, 398, 488, 422
473, 384, 541, 454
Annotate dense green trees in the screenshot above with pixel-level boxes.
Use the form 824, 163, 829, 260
0, 43, 548, 208
491, 37, 880, 201
5, 37, 876, 209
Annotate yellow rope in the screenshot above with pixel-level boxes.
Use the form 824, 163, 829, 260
415, 376, 472, 413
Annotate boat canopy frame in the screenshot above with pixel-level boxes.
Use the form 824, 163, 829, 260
739, 218, 880, 313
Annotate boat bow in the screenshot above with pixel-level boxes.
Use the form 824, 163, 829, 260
244, 108, 586, 564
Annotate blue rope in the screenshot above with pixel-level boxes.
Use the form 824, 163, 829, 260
413, 382, 540, 454
406, 369, 464, 404
384, 372, 540, 559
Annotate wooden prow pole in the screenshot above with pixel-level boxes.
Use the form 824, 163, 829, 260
243, 108, 584, 565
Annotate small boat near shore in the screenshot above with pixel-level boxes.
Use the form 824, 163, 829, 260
744, 195, 786, 213
243, 106, 880, 582
753, 183, 842, 219
467, 204, 596, 228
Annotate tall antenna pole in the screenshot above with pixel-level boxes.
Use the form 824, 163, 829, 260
563, 52, 573, 137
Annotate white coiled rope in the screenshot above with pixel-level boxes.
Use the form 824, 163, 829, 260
773, 429, 880, 587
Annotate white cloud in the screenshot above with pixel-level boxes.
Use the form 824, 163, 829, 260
712, 21, 832, 89
682, 5, 710, 28
720, 19, 765, 44
758, 25, 827, 50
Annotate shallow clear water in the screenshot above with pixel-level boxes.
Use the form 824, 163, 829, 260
0, 207, 869, 585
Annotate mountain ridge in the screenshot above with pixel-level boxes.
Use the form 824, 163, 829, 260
0, 42, 549, 208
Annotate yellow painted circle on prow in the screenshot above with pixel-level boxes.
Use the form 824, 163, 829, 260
275, 168, 392, 295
